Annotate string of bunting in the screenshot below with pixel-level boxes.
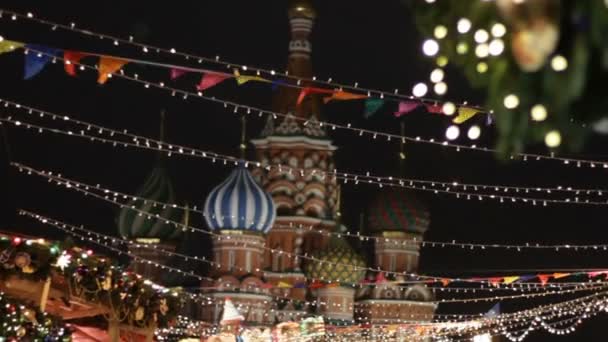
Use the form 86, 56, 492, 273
2, 43, 607, 171
13, 160, 608, 253
15, 165, 608, 289
0, 9, 491, 119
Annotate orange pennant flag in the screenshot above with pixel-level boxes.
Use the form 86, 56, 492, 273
64, 51, 87, 76
440, 278, 451, 287
323, 90, 368, 104
552, 272, 570, 279
97, 56, 128, 84
503, 276, 519, 284
537, 274, 550, 285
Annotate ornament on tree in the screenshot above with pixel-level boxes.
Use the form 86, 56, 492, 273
497, 0, 560, 72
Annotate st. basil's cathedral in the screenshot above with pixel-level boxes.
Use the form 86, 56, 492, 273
117, 0, 436, 332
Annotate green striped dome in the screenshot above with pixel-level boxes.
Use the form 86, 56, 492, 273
368, 189, 430, 234
117, 165, 183, 240
305, 234, 367, 284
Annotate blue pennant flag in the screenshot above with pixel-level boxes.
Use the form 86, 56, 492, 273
24, 44, 61, 80
485, 302, 500, 317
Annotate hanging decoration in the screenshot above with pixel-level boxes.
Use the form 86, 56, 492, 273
197, 71, 233, 91
97, 56, 128, 84
393, 101, 420, 117
23, 44, 60, 79
63, 50, 87, 76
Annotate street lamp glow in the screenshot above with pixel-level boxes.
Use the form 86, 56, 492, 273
412, 83, 428, 97
423, 39, 439, 56
445, 125, 460, 140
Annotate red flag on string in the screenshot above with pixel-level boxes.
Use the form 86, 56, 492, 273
425, 103, 443, 114
297, 87, 335, 106
170, 68, 188, 80
537, 274, 550, 285
440, 278, 451, 286
64, 51, 87, 76
197, 72, 232, 91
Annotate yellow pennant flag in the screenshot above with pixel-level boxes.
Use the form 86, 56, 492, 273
277, 281, 292, 288
97, 56, 128, 84
503, 276, 519, 284
233, 69, 270, 85
0, 40, 24, 54
453, 106, 479, 124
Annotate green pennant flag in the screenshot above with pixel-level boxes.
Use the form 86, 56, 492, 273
364, 98, 384, 118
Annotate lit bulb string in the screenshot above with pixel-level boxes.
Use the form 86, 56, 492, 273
14, 162, 608, 255
4, 118, 608, 209
14, 165, 608, 291
3, 104, 608, 208
0, 9, 489, 111
19, 210, 555, 324
11, 47, 608, 173
20, 209, 606, 307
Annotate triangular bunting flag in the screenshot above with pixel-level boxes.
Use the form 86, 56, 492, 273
440, 278, 451, 287
453, 107, 479, 124
488, 277, 502, 286
278, 281, 292, 288
64, 51, 87, 76
323, 90, 368, 104
425, 103, 443, 114
297, 87, 335, 106
233, 69, 270, 85
293, 282, 307, 289
588, 270, 608, 278
375, 272, 387, 283
220, 298, 244, 325
197, 72, 232, 91
0, 40, 24, 54
24, 44, 61, 80
503, 276, 519, 284
537, 274, 550, 285
170, 68, 188, 80
552, 272, 570, 279
393, 101, 419, 117
485, 303, 500, 317
97, 56, 128, 84
516, 275, 536, 283
364, 99, 384, 118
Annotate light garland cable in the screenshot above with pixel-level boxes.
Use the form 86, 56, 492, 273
13, 161, 608, 253
0, 8, 487, 111
22, 209, 607, 307
4, 101, 608, 207
14, 165, 608, 291
9, 45, 608, 171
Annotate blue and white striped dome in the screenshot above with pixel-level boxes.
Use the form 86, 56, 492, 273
204, 165, 276, 234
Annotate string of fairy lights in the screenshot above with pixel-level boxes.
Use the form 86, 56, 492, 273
4, 98, 608, 206
7, 44, 608, 171
21, 208, 608, 307
15, 163, 608, 292
14, 161, 608, 252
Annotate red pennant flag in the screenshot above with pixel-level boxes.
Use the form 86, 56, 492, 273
425, 103, 443, 114
309, 281, 324, 289
537, 274, 550, 285
588, 271, 608, 278
488, 277, 502, 286
197, 72, 232, 91
64, 51, 87, 76
375, 272, 387, 284
97, 56, 128, 84
297, 87, 335, 106
170, 68, 188, 80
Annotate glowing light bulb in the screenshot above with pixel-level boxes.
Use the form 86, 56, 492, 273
475, 44, 489, 58
457, 18, 472, 33
468, 125, 481, 140
434, 25, 448, 39
491, 23, 506, 37
456, 42, 469, 54
545, 130, 561, 147
434, 82, 447, 95
474, 29, 489, 43
551, 55, 568, 71
531, 104, 548, 121
477, 62, 488, 73
504, 94, 519, 109
442, 102, 456, 116
445, 125, 460, 140
430, 68, 444, 83
412, 83, 428, 97
488, 39, 504, 56
422, 39, 439, 56
436, 56, 449, 67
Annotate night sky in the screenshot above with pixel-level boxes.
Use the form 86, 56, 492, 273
0, 1, 607, 340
